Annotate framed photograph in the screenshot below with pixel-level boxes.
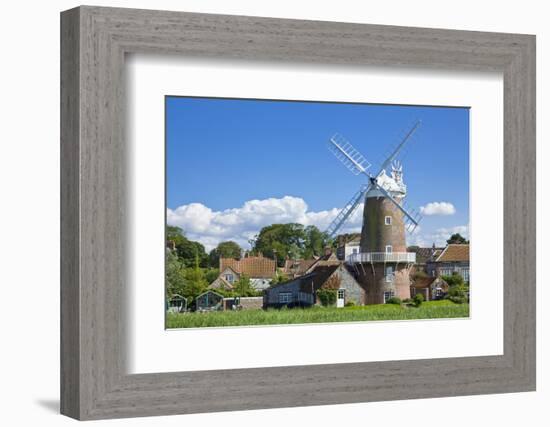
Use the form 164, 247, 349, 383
164, 98, 470, 324
61, 6, 535, 420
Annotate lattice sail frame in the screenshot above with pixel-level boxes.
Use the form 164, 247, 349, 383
325, 121, 422, 238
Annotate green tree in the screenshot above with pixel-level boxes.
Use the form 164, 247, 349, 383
271, 269, 288, 284
447, 233, 469, 244
442, 273, 469, 303
182, 254, 208, 303
303, 225, 331, 259
253, 223, 306, 266
166, 226, 208, 267
204, 268, 220, 284
442, 272, 465, 288
166, 249, 186, 298
233, 274, 260, 297
167, 225, 186, 245
208, 241, 242, 267
252, 223, 335, 264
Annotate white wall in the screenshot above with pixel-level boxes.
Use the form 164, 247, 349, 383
0, 0, 546, 426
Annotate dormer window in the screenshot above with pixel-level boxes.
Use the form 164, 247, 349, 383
385, 216, 392, 225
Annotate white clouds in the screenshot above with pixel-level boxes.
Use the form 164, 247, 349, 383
408, 224, 469, 247
419, 202, 456, 216
167, 196, 363, 251
168, 196, 468, 251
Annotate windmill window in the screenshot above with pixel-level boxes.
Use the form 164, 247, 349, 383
383, 291, 395, 303
385, 216, 392, 225
385, 245, 393, 253
385, 265, 394, 282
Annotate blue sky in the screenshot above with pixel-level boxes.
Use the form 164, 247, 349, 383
166, 96, 469, 251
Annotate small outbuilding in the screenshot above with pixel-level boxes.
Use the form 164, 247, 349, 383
195, 290, 224, 312
167, 294, 187, 313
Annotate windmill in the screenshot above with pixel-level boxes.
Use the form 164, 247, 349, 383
325, 120, 423, 304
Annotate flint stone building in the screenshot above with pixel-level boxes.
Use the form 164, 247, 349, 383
264, 263, 364, 308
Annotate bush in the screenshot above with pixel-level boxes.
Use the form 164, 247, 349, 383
317, 289, 337, 307
445, 281, 469, 304
386, 297, 402, 305
412, 293, 424, 307
441, 272, 465, 288
344, 299, 356, 307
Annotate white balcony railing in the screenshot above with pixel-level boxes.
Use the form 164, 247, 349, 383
347, 252, 416, 264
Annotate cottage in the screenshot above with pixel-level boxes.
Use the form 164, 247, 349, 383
264, 263, 364, 308
336, 233, 361, 261
426, 244, 470, 282
219, 255, 276, 290
410, 276, 449, 301
195, 290, 224, 311
208, 266, 239, 291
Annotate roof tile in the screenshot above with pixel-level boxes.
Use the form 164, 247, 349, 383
436, 244, 470, 262
220, 256, 276, 279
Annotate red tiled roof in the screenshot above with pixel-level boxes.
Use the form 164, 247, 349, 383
436, 244, 470, 262
283, 258, 318, 277
220, 256, 276, 279
411, 276, 448, 289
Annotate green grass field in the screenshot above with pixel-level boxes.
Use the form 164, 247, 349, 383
166, 300, 469, 329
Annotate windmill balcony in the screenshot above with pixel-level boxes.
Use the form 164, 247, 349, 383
348, 252, 416, 264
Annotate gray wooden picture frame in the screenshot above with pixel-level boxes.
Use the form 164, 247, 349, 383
60, 5, 536, 421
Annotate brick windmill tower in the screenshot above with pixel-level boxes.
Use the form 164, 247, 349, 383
325, 121, 422, 304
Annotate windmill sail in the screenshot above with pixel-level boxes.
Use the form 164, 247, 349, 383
375, 120, 421, 177
325, 121, 423, 239
328, 133, 371, 176
374, 183, 422, 232
325, 185, 369, 238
